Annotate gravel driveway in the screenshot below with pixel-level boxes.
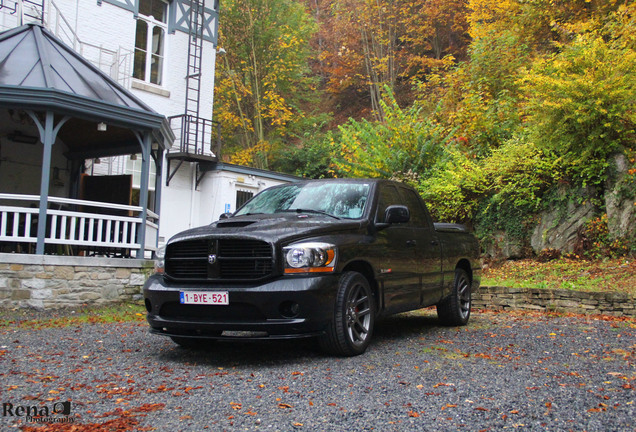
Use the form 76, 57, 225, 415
1, 308, 634, 431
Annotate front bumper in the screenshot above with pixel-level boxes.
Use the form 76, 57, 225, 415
143, 273, 339, 341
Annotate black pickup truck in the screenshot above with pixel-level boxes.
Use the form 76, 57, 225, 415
143, 179, 481, 356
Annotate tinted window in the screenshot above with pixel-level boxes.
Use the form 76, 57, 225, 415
400, 188, 428, 227
375, 184, 402, 223
235, 182, 370, 219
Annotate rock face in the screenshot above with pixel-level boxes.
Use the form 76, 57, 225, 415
477, 152, 634, 260
605, 153, 636, 242
482, 230, 528, 260
530, 191, 596, 255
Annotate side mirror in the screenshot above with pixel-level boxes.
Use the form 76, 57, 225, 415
385, 205, 410, 224
375, 205, 410, 230
219, 212, 232, 220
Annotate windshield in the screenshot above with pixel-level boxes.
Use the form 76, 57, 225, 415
235, 182, 370, 219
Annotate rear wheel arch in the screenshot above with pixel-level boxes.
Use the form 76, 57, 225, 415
455, 259, 473, 286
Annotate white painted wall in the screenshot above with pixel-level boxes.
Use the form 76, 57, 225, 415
37, 0, 223, 242
1, 1, 297, 247
158, 165, 298, 243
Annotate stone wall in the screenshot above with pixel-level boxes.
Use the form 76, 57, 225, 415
473, 286, 636, 317
0, 253, 154, 309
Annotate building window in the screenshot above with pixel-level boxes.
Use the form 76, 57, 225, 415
133, 0, 168, 85
125, 155, 157, 209
236, 190, 254, 209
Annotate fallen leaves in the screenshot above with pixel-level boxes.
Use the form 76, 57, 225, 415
588, 403, 608, 413
482, 257, 636, 295
19, 403, 165, 432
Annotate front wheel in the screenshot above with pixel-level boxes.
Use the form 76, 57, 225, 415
319, 272, 375, 356
436, 268, 471, 326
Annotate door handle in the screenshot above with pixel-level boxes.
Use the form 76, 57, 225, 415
406, 240, 417, 247
430, 240, 439, 246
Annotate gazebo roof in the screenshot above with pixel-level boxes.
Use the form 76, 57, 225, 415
0, 23, 173, 157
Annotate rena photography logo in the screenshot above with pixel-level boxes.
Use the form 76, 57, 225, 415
3, 401, 75, 424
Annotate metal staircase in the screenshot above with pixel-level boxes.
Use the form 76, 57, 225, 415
22, 0, 44, 23
167, 0, 221, 187
0, 0, 44, 26
184, 0, 205, 150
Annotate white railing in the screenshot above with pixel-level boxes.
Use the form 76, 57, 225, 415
44, 0, 133, 88
0, 1, 133, 87
0, 193, 158, 255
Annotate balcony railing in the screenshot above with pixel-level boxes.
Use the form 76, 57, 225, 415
168, 114, 221, 156
0, 193, 157, 257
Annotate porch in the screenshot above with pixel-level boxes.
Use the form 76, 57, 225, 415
0, 24, 173, 260
0, 193, 158, 257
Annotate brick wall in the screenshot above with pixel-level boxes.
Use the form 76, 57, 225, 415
0, 254, 153, 309
473, 286, 636, 317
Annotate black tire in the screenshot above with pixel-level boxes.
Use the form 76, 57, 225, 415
436, 268, 471, 326
319, 272, 375, 356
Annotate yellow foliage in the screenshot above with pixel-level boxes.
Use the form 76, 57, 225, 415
229, 141, 272, 169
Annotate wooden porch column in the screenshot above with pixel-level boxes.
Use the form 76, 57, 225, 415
153, 145, 165, 233
27, 110, 70, 255
135, 132, 152, 258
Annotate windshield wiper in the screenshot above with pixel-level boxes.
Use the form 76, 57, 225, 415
283, 208, 341, 220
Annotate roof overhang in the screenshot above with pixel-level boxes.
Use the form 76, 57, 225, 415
0, 86, 174, 153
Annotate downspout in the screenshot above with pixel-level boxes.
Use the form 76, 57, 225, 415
189, 162, 196, 228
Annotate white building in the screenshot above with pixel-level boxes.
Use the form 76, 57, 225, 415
0, 0, 297, 257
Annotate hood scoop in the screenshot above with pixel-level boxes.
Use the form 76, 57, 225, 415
217, 220, 257, 228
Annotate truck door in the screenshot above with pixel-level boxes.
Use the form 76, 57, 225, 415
399, 187, 443, 306
374, 184, 421, 314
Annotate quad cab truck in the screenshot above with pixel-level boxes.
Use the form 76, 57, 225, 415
144, 179, 481, 356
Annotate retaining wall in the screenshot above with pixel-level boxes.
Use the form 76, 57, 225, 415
1, 254, 634, 316
473, 286, 636, 317
0, 253, 153, 309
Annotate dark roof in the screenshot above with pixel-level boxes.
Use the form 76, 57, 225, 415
0, 24, 173, 156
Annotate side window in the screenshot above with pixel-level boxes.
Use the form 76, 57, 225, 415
400, 188, 428, 227
375, 185, 402, 223
133, 0, 168, 85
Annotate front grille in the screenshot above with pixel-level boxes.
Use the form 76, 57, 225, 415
165, 239, 274, 281
165, 240, 209, 279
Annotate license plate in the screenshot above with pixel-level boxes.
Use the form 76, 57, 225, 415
180, 291, 229, 305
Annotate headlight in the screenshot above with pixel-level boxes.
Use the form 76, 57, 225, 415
283, 242, 337, 274
154, 245, 166, 274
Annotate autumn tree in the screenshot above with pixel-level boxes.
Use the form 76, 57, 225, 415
214, 0, 317, 168
329, 89, 454, 181
520, 2, 636, 187
307, 0, 470, 121
401, 0, 470, 78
